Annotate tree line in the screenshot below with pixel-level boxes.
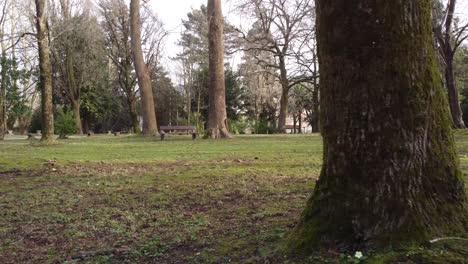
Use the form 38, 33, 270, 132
0, 0, 320, 140
1, 0, 466, 141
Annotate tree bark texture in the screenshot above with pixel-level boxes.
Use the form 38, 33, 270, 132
277, 56, 289, 133
130, 0, 158, 136
311, 57, 320, 133
207, 0, 230, 139
0, 26, 6, 140
128, 97, 140, 134
36, 0, 54, 142
311, 86, 320, 133
71, 98, 82, 134
288, 0, 467, 253
0, 52, 6, 140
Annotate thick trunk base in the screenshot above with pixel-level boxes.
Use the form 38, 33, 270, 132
287, 0, 468, 254
207, 126, 231, 139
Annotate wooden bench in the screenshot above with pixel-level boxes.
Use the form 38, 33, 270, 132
160, 126, 196, 133
112, 131, 129, 136
159, 126, 197, 140
285, 125, 303, 133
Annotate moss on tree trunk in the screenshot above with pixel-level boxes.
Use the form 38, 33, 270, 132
288, 0, 468, 253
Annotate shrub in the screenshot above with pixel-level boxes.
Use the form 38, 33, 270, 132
54, 106, 76, 139
29, 109, 42, 133
254, 119, 279, 134
228, 118, 249, 134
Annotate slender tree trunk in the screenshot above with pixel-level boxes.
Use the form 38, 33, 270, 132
298, 113, 302, 133
82, 117, 89, 134
35, 0, 54, 142
278, 56, 289, 133
128, 97, 140, 134
311, 54, 320, 133
0, 51, 6, 140
293, 115, 297, 134
123, 61, 140, 134
288, 0, 467, 253
130, 0, 158, 136
311, 86, 320, 133
71, 98, 82, 134
0, 21, 6, 140
445, 54, 465, 128
207, 0, 230, 138
66, 51, 83, 134
21, 36, 33, 135
435, 0, 466, 129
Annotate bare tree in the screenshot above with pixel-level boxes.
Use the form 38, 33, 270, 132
433, 0, 468, 128
49, 0, 101, 134
234, 0, 315, 133
206, 0, 230, 138
35, 0, 54, 142
130, 0, 158, 136
99, 0, 165, 133
239, 47, 281, 130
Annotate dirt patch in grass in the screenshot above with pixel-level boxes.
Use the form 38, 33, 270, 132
0, 159, 317, 263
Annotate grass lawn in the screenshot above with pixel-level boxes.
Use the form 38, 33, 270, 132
0, 133, 466, 263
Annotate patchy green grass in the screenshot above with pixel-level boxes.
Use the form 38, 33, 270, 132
0, 134, 466, 263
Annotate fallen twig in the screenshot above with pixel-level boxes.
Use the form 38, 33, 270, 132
429, 237, 468, 243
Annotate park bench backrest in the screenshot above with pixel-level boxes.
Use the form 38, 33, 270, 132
160, 126, 197, 132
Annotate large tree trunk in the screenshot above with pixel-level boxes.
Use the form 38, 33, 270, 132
35, 0, 54, 142
206, 0, 230, 139
288, 0, 467, 253
445, 55, 465, 128
130, 0, 158, 136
